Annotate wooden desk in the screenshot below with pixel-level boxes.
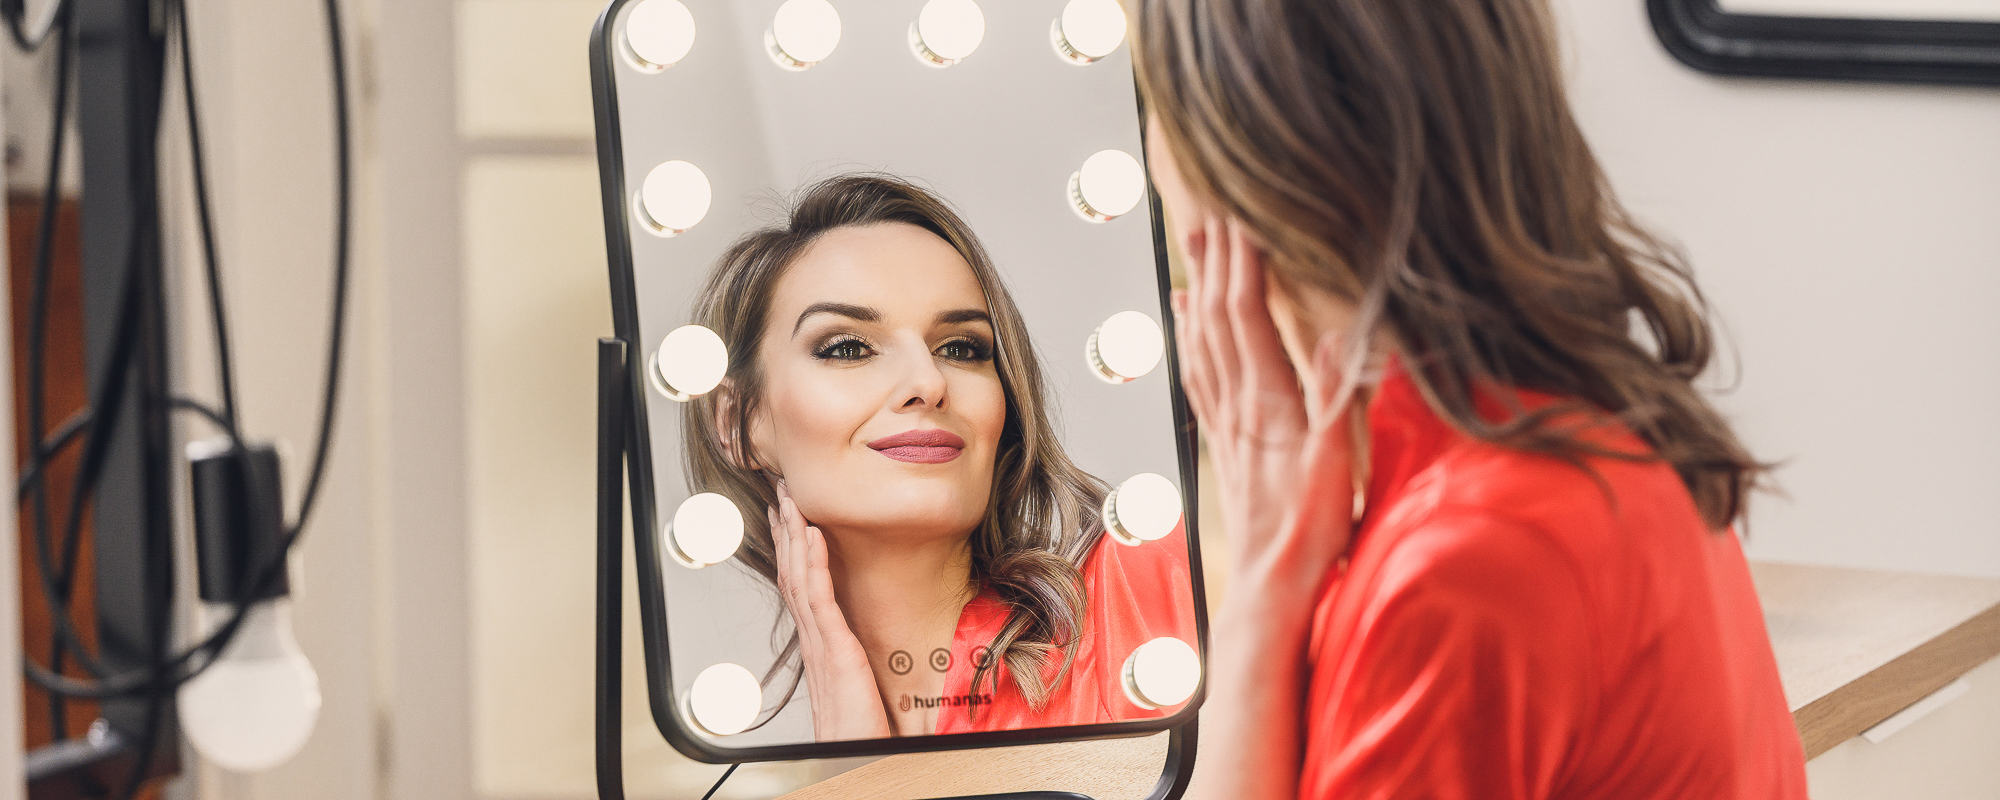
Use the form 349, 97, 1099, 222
781, 562, 2000, 799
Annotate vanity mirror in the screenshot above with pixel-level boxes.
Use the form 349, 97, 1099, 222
588, 0, 1206, 767
1649, 0, 2000, 85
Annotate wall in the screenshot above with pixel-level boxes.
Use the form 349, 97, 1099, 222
1555, 0, 2000, 579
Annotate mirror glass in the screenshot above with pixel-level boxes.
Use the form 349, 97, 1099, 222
1717, 0, 2000, 20
595, 0, 1204, 758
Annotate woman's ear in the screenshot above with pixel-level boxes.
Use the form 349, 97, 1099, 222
710, 379, 770, 472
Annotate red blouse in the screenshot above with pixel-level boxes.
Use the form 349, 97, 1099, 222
1299, 366, 1807, 799
933, 521, 1199, 733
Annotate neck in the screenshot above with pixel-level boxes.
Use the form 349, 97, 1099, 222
821, 529, 977, 657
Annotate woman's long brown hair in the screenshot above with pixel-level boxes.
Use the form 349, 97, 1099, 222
683, 174, 1107, 717
1133, 0, 1765, 529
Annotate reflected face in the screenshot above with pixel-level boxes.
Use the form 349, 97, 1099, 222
745, 222, 1007, 544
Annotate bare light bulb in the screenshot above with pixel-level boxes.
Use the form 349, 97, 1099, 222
1052, 0, 1127, 64
1069, 149, 1146, 222
623, 0, 696, 72
178, 601, 323, 772
649, 325, 728, 402
667, 492, 745, 569
1122, 636, 1200, 710
688, 662, 763, 736
1103, 472, 1182, 546
1088, 310, 1164, 383
766, 0, 841, 70
909, 0, 985, 67
634, 160, 712, 237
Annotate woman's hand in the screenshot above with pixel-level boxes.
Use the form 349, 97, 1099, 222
1172, 217, 1359, 800
1173, 217, 1356, 593
770, 481, 893, 742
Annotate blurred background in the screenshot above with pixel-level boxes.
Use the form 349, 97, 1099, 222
2, 0, 1997, 798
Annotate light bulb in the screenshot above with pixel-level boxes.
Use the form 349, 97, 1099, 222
634, 160, 712, 237
909, 0, 984, 67
623, 0, 696, 72
1069, 149, 1146, 223
1103, 472, 1182, 546
766, 0, 841, 70
667, 492, 745, 569
1052, 0, 1127, 64
1088, 310, 1164, 383
178, 601, 323, 772
649, 325, 729, 402
688, 662, 763, 736
1121, 636, 1200, 710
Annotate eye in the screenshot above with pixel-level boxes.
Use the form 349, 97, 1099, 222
813, 335, 874, 361
936, 337, 993, 363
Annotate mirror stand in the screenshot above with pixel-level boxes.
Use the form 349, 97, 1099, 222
593, 338, 1195, 800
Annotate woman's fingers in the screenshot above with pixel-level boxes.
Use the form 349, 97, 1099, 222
1222, 221, 1297, 407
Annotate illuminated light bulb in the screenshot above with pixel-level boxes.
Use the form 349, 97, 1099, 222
649, 325, 729, 402
765, 0, 841, 71
634, 160, 712, 237
1087, 310, 1164, 384
1051, 0, 1127, 65
178, 601, 323, 772
622, 0, 697, 72
667, 492, 745, 569
909, 0, 985, 68
1102, 472, 1182, 546
1069, 149, 1146, 223
1122, 636, 1200, 710
688, 662, 763, 736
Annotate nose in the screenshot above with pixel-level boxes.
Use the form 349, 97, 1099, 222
891, 341, 948, 412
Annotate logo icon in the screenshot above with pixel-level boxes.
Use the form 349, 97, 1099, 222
929, 648, 953, 672
971, 645, 992, 669
888, 650, 914, 675
898, 694, 912, 712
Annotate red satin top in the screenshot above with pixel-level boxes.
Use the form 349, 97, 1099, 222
1299, 367, 1808, 799
933, 522, 1199, 733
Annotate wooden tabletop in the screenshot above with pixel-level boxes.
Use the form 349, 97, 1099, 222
779, 562, 2000, 799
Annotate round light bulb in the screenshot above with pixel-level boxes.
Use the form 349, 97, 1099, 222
1103, 472, 1182, 546
1052, 0, 1127, 64
178, 601, 323, 772
687, 662, 763, 736
623, 0, 696, 72
667, 492, 745, 569
1122, 636, 1200, 710
1069, 149, 1146, 223
1088, 310, 1164, 383
634, 160, 712, 237
909, 0, 984, 67
649, 325, 728, 402
766, 0, 841, 70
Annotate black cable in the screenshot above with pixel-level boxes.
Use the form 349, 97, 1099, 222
14, 409, 90, 501
699, 764, 740, 800
20, 0, 355, 702
174, 0, 239, 436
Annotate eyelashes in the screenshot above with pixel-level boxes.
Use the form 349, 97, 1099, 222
810, 333, 994, 364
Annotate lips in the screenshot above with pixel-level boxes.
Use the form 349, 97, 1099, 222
867, 429, 967, 464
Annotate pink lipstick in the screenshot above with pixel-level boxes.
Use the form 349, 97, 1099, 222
867, 429, 966, 464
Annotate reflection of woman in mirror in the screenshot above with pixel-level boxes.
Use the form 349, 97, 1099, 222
682, 174, 1194, 740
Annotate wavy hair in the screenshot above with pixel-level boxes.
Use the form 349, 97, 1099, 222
682, 174, 1108, 714
1133, 0, 1765, 529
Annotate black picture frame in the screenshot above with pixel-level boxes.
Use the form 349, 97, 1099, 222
587, 0, 1208, 769
1647, 0, 2000, 86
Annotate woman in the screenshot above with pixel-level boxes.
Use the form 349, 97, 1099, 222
1133, 0, 1809, 798
682, 174, 1196, 740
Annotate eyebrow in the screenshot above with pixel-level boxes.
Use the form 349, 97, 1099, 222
791, 304, 994, 337
793, 302, 878, 337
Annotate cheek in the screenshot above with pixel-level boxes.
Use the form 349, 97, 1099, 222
958, 373, 1008, 455
757, 369, 877, 469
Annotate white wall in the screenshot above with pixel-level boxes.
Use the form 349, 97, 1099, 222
1556, 0, 2000, 579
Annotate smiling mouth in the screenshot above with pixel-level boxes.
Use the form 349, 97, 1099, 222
867, 429, 966, 464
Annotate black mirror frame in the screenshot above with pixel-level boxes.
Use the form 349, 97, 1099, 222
1648, 0, 2000, 86
586, 0, 1208, 767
